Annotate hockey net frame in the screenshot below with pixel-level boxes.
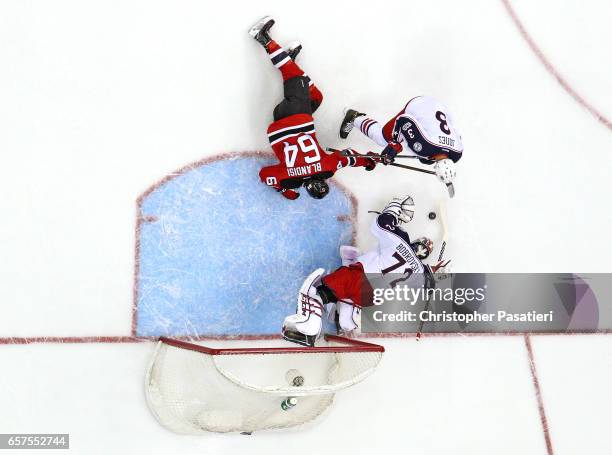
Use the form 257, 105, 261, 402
155, 335, 384, 395
145, 335, 384, 433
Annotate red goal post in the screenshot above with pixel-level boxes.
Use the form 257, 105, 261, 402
158, 334, 385, 355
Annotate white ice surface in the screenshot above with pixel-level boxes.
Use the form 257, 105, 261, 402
1, 0, 612, 336
530, 335, 612, 455
0, 0, 611, 453
0, 338, 544, 455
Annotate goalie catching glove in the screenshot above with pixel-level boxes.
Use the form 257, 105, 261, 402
382, 194, 415, 224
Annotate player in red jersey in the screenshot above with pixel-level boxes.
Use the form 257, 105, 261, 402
249, 16, 377, 200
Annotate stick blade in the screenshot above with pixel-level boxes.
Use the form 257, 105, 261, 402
446, 183, 455, 198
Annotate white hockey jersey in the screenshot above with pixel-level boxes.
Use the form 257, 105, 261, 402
357, 213, 427, 291
388, 96, 464, 163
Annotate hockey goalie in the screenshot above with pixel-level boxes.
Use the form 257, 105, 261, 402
282, 195, 437, 346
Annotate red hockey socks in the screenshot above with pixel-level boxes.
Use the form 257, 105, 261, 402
266, 40, 304, 81
265, 40, 323, 111
308, 84, 323, 110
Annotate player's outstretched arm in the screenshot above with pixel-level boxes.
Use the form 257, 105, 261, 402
330, 148, 378, 171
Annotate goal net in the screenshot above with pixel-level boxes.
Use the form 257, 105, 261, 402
145, 335, 384, 434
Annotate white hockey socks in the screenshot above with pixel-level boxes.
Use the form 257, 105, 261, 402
354, 116, 388, 147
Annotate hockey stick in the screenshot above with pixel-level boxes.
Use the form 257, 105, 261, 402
331, 148, 455, 198
386, 162, 455, 198
330, 148, 435, 174
389, 161, 436, 175
386, 161, 435, 175
416, 201, 450, 341
437, 199, 449, 262
415, 268, 435, 341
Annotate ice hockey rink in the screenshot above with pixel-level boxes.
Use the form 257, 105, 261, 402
1, 0, 611, 453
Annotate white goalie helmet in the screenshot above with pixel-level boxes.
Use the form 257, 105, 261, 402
383, 195, 415, 224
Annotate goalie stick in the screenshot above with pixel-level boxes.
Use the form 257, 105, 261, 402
436, 199, 449, 263
416, 200, 450, 341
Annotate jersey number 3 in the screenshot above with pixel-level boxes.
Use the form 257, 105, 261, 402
435, 111, 451, 135
283, 135, 320, 168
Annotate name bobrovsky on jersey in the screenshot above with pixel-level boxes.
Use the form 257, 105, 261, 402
396, 243, 422, 272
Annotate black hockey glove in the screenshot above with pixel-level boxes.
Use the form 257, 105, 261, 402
380, 142, 402, 165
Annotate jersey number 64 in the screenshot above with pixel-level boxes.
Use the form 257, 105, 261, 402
283, 135, 320, 168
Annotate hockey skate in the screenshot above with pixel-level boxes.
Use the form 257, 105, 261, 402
282, 268, 326, 347
339, 108, 365, 139
248, 16, 275, 47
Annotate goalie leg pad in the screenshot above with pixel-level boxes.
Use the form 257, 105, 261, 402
281, 268, 325, 344
337, 300, 360, 333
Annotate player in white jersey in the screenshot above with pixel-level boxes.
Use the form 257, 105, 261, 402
282, 195, 435, 346
339, 96, 464, 186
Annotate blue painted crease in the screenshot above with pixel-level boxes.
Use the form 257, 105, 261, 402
136, 156, 354, 337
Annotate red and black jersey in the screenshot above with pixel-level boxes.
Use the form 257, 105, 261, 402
260, 113, 374, 194
267, 113, 324, 166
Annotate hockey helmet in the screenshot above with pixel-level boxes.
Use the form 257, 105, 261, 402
303, 178, 329, 199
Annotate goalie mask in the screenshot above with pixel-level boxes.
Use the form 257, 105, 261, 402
410, 237, 433, 260
303, 178, 329, 199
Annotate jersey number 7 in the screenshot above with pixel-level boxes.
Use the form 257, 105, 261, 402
382, 252, 415, 288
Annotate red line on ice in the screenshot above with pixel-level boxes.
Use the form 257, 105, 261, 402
1, 330, 610, 345
501, 0, 612, 131
524, 334, 554, 455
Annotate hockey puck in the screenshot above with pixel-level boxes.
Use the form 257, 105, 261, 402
286, 369, 304, 387
428, 211, 436, 220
